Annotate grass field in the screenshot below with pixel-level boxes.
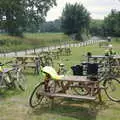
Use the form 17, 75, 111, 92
0, 41, 120, 120
0, 33, 78, 53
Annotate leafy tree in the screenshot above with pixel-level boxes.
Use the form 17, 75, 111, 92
61, 3, 90, 40
0, 0, 56, 36
89, 19, 104, 36
104, 9, 120, 37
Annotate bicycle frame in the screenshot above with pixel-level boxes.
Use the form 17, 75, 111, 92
0, 61, 25, 91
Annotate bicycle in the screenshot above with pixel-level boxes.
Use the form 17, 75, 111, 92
98, 56, 120, 102
29, 63, 69, 108
29, 67, 58, 108
80, 55, 120, 102
0, 61, 25, 91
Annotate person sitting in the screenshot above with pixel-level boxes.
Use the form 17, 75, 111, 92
105, 44, 116, 56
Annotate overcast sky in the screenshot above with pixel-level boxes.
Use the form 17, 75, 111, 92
46, 0, 120, 21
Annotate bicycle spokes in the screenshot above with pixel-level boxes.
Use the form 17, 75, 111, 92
104, 79, 120, 102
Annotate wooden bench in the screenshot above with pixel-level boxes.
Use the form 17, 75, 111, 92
43, 76, 100, 107
42, 92, 96, 100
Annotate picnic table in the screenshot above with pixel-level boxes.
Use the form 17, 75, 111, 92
15, 55, 40, 74
29, 74, 102, 108
15, 55, 39, 61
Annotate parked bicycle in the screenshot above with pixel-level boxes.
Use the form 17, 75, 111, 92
0, 61, 25, 91
82, 55, 120, 102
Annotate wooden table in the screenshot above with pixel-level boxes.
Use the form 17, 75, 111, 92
15, 55, 40, 74
51, 75, 99, 98
15, 55, 39, 61
58, 75, 96, 83
42, 75, 100, 108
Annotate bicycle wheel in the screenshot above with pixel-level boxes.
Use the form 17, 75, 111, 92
29, 82, 50, 108
16, 69, 25, 91
104, 78, 120, 102
3, 73, 13, 89
0, 74, 7, 89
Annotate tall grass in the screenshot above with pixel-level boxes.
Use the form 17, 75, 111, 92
0, 33, 78, 53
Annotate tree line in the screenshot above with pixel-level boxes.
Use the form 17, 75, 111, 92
0, 1, 120, 39
90, 10, 120, 37
41, 4, 120, 40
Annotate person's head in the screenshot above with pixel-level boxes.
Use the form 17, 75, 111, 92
87, 52, 92, 57
108, 44, 113, 50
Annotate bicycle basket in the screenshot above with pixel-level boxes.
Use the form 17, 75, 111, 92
87, 63, 98, 75
87, 63, 99, 81
71, 65, 83, 76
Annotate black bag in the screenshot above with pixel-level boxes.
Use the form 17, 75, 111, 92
87, 63, 98, 75
71, 65, 83, 76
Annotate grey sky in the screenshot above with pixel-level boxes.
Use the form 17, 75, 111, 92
46, 0, 120, 21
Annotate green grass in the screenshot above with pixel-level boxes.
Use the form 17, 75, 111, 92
0, 33, 78, 53
0, 41, 120, 120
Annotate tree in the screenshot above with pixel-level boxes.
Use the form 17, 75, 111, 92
89, 19, 104, 36
104, 9, 120, 37
0, 0, 56, 36
61, 3, 90, 40
40, 19, 61, 32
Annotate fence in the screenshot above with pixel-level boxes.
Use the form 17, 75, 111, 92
0, 39, 105, 57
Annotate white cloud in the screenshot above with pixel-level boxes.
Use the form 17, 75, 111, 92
46, 0, 120, 21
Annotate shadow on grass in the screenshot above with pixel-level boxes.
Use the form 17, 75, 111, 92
30, 99, 110, 120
